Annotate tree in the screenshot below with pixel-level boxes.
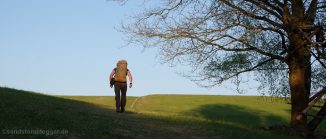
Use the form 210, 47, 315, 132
115, 0, 326, 136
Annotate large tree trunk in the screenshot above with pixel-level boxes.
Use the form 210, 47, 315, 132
288, 34, 311, 134
289, 62, 309, 134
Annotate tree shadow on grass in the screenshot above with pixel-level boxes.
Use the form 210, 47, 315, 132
178, 104, 296, 139
191, 104, 287, 127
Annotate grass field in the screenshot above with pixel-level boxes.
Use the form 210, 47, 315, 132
0, 87, 325, 139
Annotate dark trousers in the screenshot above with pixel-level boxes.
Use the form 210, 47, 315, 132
114, 82, 127, 110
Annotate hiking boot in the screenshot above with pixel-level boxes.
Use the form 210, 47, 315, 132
120, 108, 125, 113
116, 108, 120, 113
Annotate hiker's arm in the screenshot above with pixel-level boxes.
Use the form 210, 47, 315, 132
127, 70, 133, 88
109, 70, 115, 83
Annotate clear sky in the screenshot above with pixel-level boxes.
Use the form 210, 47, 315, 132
0, 0, 259, 96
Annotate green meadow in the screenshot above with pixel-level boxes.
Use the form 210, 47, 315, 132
0, 87, 325, 139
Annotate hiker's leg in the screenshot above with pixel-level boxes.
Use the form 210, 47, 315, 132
120, 83, 127, 112
114, 83, 121, 112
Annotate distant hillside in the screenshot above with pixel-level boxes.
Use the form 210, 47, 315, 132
1, 87, 324, 139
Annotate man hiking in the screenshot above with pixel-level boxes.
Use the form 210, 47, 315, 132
109, 60, 133, 113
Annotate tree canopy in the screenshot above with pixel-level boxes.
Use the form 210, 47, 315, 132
120, 0, 326, 96
115, 0, 326, 136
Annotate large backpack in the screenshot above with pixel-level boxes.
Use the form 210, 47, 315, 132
114, 60, 128, 82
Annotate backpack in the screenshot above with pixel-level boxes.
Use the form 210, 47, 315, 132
114, 60, 128, 82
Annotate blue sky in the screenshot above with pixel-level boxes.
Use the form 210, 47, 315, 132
0, 0, 259, 96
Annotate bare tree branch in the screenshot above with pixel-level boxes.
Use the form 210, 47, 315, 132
244, 0, 283, 20
220, 0, 283, 28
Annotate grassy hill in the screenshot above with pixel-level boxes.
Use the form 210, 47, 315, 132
0, 87, 325, 139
